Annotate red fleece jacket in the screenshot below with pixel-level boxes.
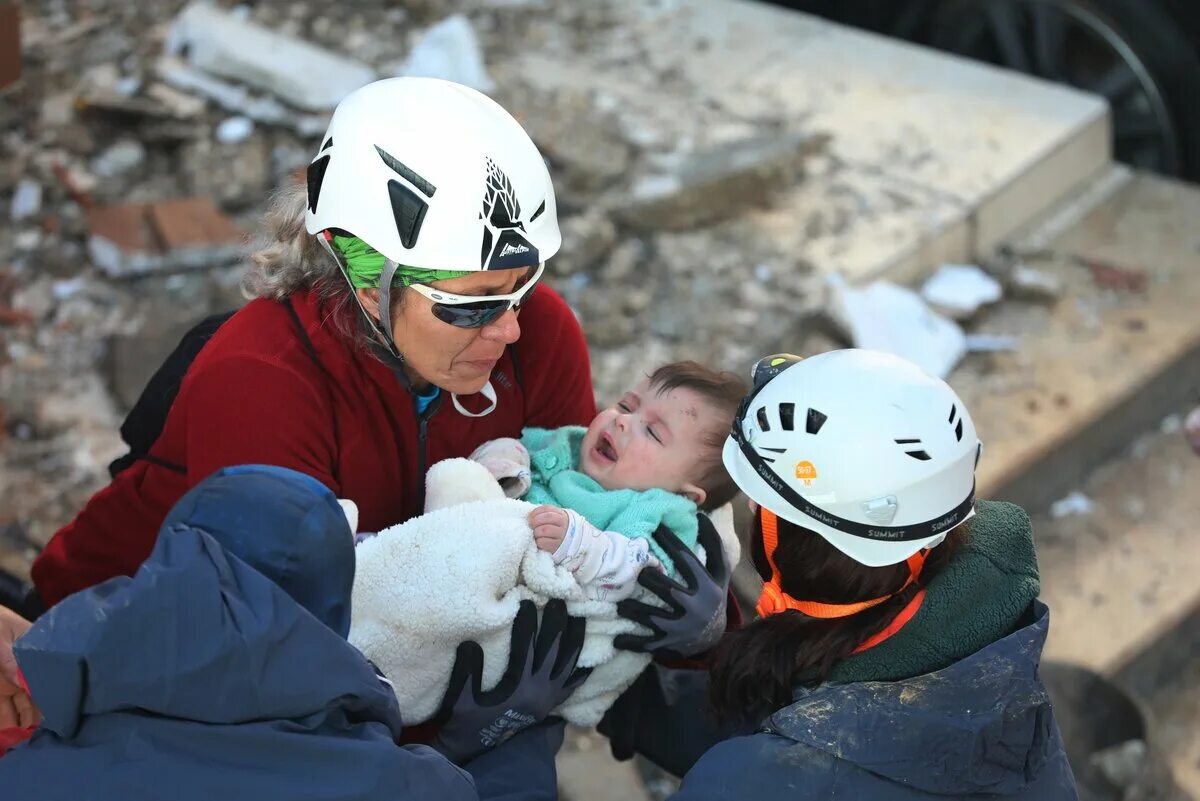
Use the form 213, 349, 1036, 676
32, 284, 596, 607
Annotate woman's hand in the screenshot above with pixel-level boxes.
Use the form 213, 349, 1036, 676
614, 513, 731, 660
1, 606, 38, 730
432, 598, 590, 764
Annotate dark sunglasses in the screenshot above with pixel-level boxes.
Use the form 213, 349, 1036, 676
409, 262, 545, 328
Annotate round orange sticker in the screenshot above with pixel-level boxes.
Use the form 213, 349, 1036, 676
794, 460, 818, 486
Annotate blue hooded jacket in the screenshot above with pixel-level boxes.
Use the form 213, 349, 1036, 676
0, 465, 478, 801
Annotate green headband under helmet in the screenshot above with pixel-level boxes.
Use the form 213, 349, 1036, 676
332, 234, 470, 289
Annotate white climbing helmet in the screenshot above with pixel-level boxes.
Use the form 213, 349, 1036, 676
722, 349, 982, 567
304, 77, 561, 273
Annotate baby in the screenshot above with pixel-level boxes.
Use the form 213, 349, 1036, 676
471, 361, 747, 601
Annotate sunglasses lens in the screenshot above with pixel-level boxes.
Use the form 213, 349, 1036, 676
431, 300, 510, 328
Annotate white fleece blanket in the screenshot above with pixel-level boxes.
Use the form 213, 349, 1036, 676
349, 457, 738, 727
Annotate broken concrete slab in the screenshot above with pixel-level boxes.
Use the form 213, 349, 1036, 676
951, 170, 1200, 510
86, 197, 245, 277
828, 275, 966, 378
397, 14, 494, 93
1037, 416, 1200, 685
155, 57, 326, 137
508, 0, 1108, 285
646, 0, 1109, 254
506, 86, 635, 194
166, 3, 377, 112
616, 133, 824, 231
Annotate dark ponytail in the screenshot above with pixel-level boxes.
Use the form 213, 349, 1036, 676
708, 509, 966, 729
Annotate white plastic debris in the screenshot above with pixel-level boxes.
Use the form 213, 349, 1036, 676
827, 275, 966, 378
91, 140, 147, 178
115, 75, 143, 97
1050, 491, 1095, 519
215, 116, 255, 144
10, 179, 43, 221
51, 277, 87, 301
15, 230, 42, 250
399, 15, 494, 93
166, 3, 376, 111
964, 334, 1019, 352
921, 263, 1003, 319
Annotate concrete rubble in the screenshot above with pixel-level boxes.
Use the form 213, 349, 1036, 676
0, 0, 1131, 593
165, 3, 377, 112
396, 13, 495, 93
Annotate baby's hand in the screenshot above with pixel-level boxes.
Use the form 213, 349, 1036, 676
529, 505, 570, 553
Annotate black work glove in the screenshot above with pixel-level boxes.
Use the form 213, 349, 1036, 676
432, 598, 591, 764
614, 514, 730, 660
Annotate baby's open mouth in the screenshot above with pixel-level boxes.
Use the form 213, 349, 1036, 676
594, 433, 618, 463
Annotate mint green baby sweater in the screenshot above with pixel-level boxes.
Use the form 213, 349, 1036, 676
520, 426, 699, 574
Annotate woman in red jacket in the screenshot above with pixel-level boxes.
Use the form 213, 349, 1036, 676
4, 78, 730, 764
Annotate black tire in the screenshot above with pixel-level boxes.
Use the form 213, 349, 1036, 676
912, 0, 1200, 180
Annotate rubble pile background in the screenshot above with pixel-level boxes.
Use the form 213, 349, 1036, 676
0, 0, 1095, 575
0, 0, 834, 573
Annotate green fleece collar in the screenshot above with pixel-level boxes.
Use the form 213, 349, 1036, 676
828, 500, 1041, 684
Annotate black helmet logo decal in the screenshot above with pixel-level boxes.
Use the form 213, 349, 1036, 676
481, 157, 539, 270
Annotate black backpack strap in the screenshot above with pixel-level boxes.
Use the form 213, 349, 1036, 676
109, 311, 236, 478
282, 297, 324, 372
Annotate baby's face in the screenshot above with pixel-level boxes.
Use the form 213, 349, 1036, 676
579, 379, 722, 504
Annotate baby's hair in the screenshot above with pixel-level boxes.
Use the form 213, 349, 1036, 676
646, 361, 748, 511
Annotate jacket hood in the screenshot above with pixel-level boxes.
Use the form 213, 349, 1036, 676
16, 465, 398, 740
767, 601, 1056, 796
161, 464, 354, 637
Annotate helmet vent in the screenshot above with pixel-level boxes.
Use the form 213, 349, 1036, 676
375, 145, 437, 198
386, 181, 429, 249
756, 406, 771, 432
530, 199, 547, 222
948, 404, 957, 423
779, 403, 795, 431
320, 137, 333, 152
895, 438, 931, 461
806, 408, 827, 435
306, 155, 330, 213
955, 419, 964, 442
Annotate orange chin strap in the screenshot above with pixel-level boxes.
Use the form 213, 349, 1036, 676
755, 508, 928, 622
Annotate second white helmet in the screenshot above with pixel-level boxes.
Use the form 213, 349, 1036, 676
722, 349, 982, 567
305, 77, 560, 273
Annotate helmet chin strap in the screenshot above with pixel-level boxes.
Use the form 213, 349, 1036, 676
452, 381, 497, 418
